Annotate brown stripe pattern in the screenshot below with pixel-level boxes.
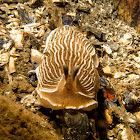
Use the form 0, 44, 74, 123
36, 25, 100, 110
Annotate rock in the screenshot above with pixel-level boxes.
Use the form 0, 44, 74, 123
64, 111, 90, 140
102, 44, 112, 54
9, 56, 16, 73
114, 72, 126, 78
112, 52, 118, 59
109, 41, 119, 51
9, 29, 24, 49
119, 33, 133, 46
31, 49, 43, 65
17, 6, 33, 24
52, 0, 63, 2
0, 52, 10, 66
128, 74, 140, 81
103, 65, 112, 75
108, 124, 137, 140
84, 25, 106, 42
2, 40, 14, 50
133, 55, 140, 63
9, 47, 17, 74
52, 0, 70, 5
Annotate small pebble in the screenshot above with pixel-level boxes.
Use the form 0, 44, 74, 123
109, 41, 119, 51
119, 33, 133, 46
128, 74, 140, 80
114, 72, 126, 78
103, 65, 112, 75
102, 44, 112, 54
3, 40, 14, 50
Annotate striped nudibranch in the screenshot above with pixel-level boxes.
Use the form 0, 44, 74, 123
36, 25, 100, 111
